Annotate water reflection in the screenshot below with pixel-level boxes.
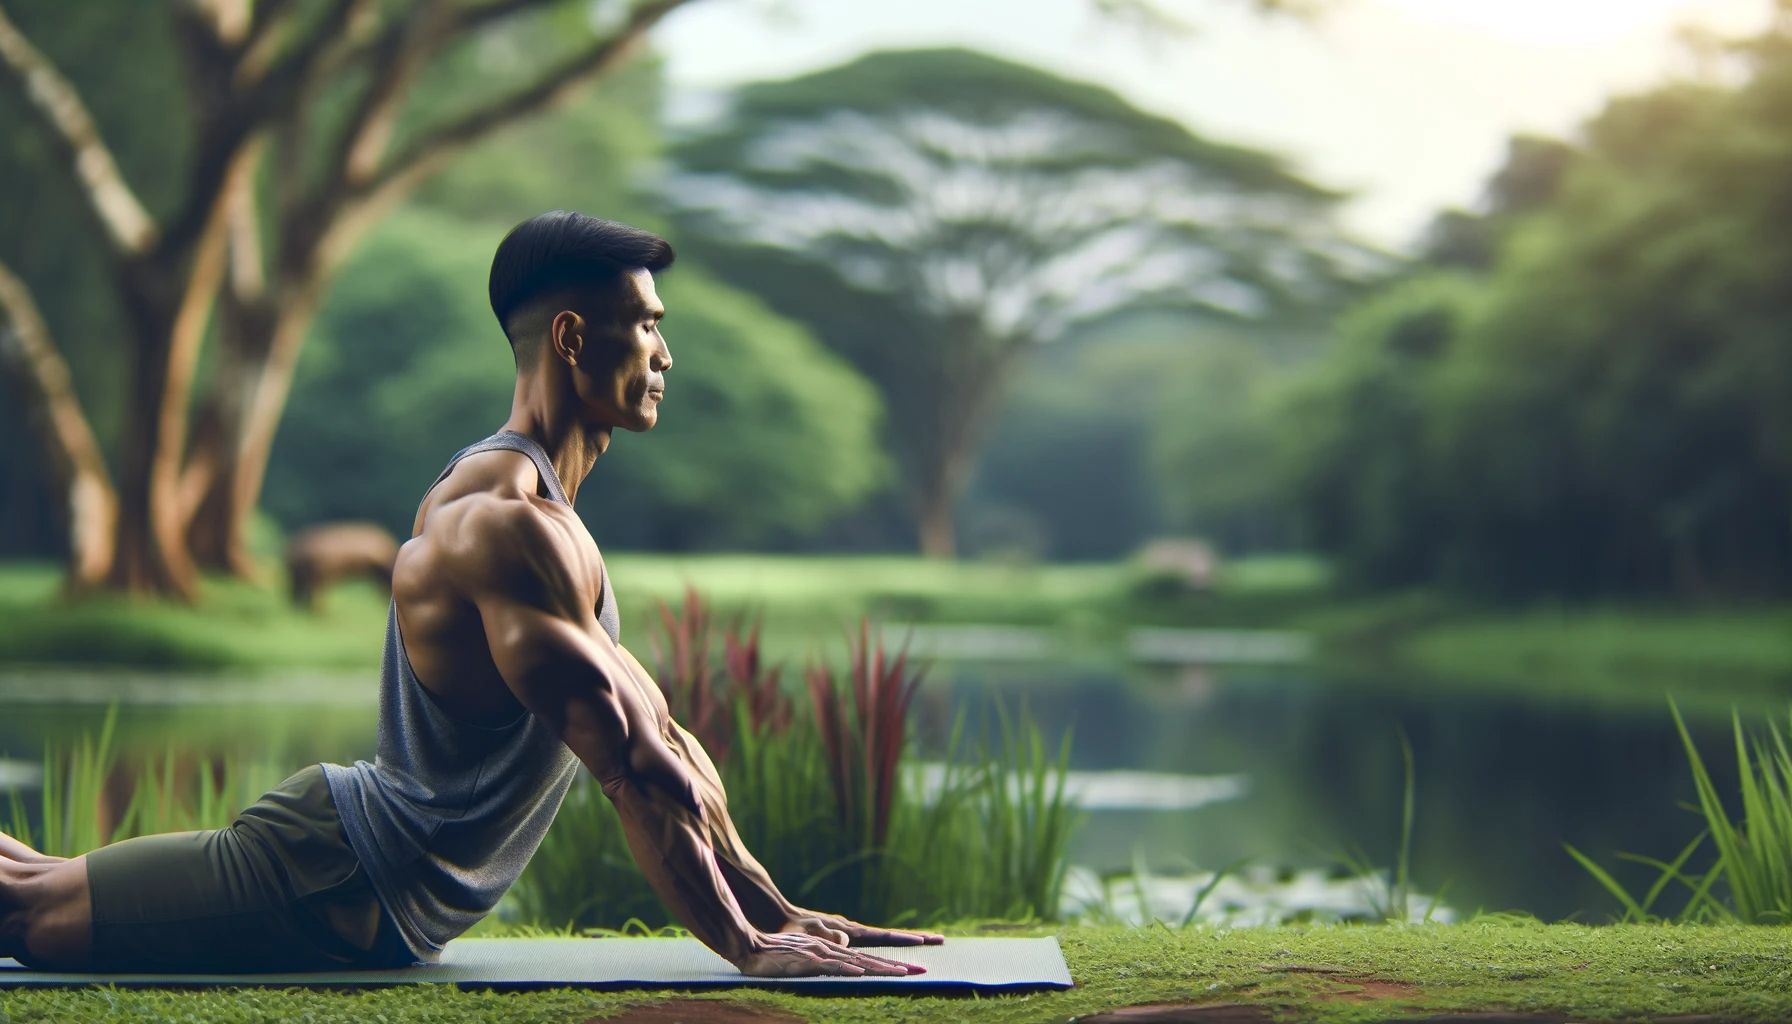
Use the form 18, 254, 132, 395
923, 662, 1755, 922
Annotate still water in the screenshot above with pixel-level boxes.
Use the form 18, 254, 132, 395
0, 657, 1770, 923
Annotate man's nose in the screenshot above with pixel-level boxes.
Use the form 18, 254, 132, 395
652, 336, 672, 373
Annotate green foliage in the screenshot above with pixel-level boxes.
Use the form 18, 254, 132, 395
1150, 331, 1308, 551
593, 265, 888, 546
510, 594, 1080, 932
1287, 24, 1792, 599
1281, 273, 1480, 588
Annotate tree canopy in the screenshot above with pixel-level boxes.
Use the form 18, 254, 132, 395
668, 47, 1371, 556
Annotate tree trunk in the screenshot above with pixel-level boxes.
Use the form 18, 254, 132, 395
907, 326, 1020, 559
185, 290, 271, 576
107, 279, 191, 596
0, 259, 117, 588
916, 477, 958, 559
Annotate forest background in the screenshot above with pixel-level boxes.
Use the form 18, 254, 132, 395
3, 0, 1792, 610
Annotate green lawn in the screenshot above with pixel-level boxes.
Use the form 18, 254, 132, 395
3, 922, 1789, 1022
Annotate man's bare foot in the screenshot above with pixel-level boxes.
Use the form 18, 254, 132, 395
734, 930, 924, 978
0, 855, 92, 969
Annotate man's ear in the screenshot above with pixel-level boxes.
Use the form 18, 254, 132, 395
550, 309, 586, 366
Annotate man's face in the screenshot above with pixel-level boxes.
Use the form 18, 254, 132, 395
570, 268, 670, 432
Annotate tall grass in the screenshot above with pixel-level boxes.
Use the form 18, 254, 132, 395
1331, 727, 1447, 924
5, 705, 280, 857
511, 592, 1081, 931
1569, 699, 1792, 923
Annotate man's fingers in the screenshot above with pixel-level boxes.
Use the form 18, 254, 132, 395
848, 926, 942, 947
837, 948, 924, 975
771, 935, 921, 976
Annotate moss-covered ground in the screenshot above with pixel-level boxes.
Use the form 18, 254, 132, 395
3, 922, 1789, 1023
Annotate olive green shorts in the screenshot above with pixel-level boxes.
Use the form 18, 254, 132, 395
85, 765, 413, 973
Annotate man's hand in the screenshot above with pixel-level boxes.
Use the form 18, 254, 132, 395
735, 930, 925, 977
781, 909, 945, 948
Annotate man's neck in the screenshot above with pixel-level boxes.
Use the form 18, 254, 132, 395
501, 374, 610, 504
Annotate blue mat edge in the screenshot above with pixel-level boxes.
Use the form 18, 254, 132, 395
0, 937, 1074, 993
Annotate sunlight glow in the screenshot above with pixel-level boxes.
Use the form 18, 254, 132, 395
1377, 0, 1721, 45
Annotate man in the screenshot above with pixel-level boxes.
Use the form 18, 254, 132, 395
0, 212, 937, 977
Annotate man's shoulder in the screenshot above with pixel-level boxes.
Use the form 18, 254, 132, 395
411, 469, 587, 597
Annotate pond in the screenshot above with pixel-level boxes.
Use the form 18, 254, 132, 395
0, 652, 1771, 924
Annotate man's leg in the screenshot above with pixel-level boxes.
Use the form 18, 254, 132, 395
0, 848, 92, 969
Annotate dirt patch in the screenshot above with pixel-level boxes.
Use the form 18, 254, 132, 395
1378, 1015, 1571, 1023
584, 999, 806, 1024
1073, 1003, 1279, 1023
1321, 978, 1422, 1003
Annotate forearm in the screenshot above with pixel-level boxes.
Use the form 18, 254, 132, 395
602, 776, 760, 963
663, 721, 803, 927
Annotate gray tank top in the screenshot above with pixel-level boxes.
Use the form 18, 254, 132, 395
323, 430, 618, 962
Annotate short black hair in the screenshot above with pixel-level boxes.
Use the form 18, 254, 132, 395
488, 211, 675, 342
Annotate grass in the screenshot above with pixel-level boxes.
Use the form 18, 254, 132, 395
0, 562, 387, 672
1571, 701, 1792, 926
1394, 604, 1792, 699
5, 921, 1792, 1022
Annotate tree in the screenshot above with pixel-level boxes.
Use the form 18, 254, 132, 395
0, 0, 699, 598
1284, 22, 1792, 598
667, 48, 1369, 557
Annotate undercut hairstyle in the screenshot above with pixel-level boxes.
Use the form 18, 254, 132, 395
487, 211, 675, 354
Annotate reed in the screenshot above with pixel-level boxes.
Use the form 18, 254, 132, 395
5, 711, 284, 858
1568, 699, 1792, 924
6, 705, 121, 856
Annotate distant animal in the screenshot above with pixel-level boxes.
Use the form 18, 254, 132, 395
1136, 537, 1219, 593
285, 521, 400, 611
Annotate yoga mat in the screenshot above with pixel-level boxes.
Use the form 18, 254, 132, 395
0, 936, 1072, 992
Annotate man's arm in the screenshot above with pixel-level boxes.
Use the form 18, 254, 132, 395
612, 645, 943, 948
447, 501, 918, 977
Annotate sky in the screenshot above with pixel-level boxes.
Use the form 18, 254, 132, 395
652, 0, 1774, 249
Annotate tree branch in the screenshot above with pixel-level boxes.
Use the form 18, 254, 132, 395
457, 0, 561, 33
158, 0, 363, 258
359, 0, 695, 206
0, 258, 118, 584
0, 2, 158, 256
335, 0, 455, 189
187, 0, 253, 46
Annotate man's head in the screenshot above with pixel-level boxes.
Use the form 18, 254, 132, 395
489, 212, 676, 432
